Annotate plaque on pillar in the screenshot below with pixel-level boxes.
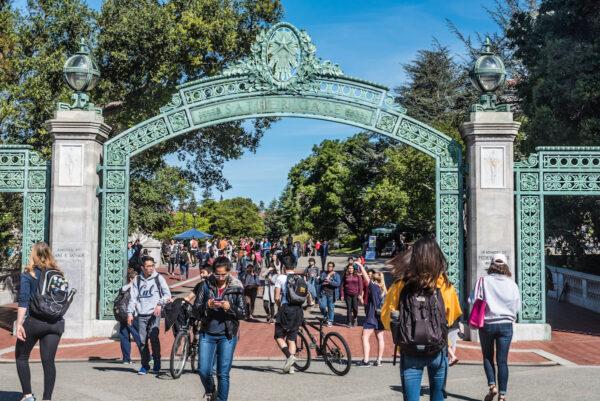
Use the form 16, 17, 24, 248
480, 146, 505, 189
58, 144, 84, 187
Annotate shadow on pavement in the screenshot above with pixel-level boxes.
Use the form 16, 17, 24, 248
0, 391, 22, 401
390, 385, 479, 401
232, 363, 332, 376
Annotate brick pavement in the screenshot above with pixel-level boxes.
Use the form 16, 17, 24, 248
2, 265, 600, 367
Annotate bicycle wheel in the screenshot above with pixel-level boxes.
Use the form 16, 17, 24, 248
170, 331, 190, 379
323, 331, 352, 376
293, 331, 311, 372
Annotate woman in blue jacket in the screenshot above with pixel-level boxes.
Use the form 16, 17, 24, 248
317, 262, 341, 327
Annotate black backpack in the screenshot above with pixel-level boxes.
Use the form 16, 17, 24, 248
286, 274, 308, 306
393, 287, 447, 357
113, 287, 131, 324
29, 268, 76, 323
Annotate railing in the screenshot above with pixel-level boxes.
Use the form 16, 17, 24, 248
547, 265, 600, 313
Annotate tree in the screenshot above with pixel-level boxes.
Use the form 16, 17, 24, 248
263, 198, 287, 240
0, 0, 282, 232
199, 197, 265, 240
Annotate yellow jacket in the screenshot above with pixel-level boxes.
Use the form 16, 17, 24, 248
381, 277, 462, 331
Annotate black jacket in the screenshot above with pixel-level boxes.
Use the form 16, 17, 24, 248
193, 275, 245, 339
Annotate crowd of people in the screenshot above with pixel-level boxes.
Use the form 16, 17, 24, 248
14, 237, 521, 401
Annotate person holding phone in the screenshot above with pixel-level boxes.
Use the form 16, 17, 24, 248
193, 257, 244, 401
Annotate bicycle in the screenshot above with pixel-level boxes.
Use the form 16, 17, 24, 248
170, 302, 199, 379
293, 318, 352, 376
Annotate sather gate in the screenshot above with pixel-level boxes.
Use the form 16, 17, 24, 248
96, 22, 464, 319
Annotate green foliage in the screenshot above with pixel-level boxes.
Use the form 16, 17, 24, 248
263, 198, 288, 240
0, 0, 282, 233
154, 211, 210, 241
200, 197, 265, 240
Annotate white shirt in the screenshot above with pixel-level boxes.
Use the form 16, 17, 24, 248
275, 272, 294, 305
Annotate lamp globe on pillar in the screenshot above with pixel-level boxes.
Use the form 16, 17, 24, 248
469, 38, 509, 112
62, 38, 100, 110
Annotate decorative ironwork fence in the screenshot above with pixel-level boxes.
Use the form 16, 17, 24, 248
515, 146, 600, 323
97, 22, 465, 319
0, 145, 50, 266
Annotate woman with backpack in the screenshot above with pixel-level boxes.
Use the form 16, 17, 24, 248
179, 245, 192, 281
15, 243, 73, 401
356, 264, 386, 367
473, 253, 521, 401
340, 263, 363, 327
380, 238, 462, 401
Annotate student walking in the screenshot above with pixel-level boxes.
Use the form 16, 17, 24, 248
263, 265, 279, 323
179, 245, 192, 281
168, 240, 178, 276
303, 258, 319, 307
240, 264, 260, 320
356, 264, 386, 367
340, 263, 363, 327
381, 238, 462, 401
317, 262, 341, 326
319, 240, 329, 271
273, 252, 306, 374
127, 256, 171, 375
474, 253, 521, 401
194, 257, 245, 401
117, 268, 142, 364
15, 243, 73, 401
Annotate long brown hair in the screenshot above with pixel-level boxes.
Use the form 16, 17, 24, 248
389, 247, 413, 282
402, 237, 448, 293
25, 242, 60, 276
487, 261, 512, 277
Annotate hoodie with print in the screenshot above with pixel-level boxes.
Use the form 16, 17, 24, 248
127, 271, 171, 316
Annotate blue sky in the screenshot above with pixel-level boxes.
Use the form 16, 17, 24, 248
16, 0, 499, 204
213, 0, 499, 205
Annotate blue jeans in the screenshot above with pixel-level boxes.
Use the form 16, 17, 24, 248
319, 292, 335, 323
400, 350, 447, 401
180, 262, 189, 279
119, 322, 142, 362
479, 323, 513, 395
198, 333, 238, 401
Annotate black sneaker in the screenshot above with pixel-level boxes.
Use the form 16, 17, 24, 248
356, 360, 372, 367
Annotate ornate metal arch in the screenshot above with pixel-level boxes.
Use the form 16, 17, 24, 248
0, 145, 50, 266
98, 22, 464, 318
515, 146, 600, 323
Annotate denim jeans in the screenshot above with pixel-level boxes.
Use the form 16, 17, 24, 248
179, 263, 189, 279
119, 321, 142, 362
479, 323, 513, 395
136, 315, 161, 370
198, 332, 238, 401
319, 292, 335, 323
400, 349, 447, 401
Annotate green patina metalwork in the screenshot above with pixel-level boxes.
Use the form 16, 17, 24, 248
515, 146, 600, 323
98, 22, 464, 319
0, 145, 50, 266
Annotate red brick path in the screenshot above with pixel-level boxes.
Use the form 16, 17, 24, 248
2, 270, 600, 366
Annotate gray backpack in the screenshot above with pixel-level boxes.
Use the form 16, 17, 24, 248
394, 287, 448, 356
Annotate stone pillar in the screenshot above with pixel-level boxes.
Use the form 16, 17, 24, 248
461, 112, 549, 341
46, 110, 113, 338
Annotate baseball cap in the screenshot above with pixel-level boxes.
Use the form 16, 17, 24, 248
491, 253, 508, 265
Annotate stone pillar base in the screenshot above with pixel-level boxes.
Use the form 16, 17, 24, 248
466, 323, 552, 342
62, 319, 119, 339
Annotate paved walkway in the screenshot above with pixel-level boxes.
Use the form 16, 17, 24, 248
1, 360, 598, 401
2, 256, 600, 367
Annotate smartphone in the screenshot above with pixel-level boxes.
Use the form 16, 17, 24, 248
211, 297, 223, 308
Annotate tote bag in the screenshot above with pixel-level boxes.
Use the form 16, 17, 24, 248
468, 277, 487, 329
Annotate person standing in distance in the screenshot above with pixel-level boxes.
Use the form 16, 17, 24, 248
15, 243, 67, 401
320, 240, 329, 271
127, 256, 171, 375
273, 252, 305, 374
194, 257, 245, 401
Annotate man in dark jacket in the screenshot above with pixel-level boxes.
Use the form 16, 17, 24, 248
320, 240, 330, 271
194, 257, 244, 401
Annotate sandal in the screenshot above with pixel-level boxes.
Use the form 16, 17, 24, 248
484, 385, 498, 401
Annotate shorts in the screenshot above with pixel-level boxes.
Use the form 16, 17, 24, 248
273, 304, 303, 341
363, 318, 384, 331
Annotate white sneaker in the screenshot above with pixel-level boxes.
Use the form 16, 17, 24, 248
283, 355, 297, 373
289, 366, 295, 374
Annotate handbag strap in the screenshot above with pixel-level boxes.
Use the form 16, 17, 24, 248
477, 276, 486, 301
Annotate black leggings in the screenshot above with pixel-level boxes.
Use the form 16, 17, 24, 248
345, 294, 359, 324
263, 300, 276, 320
16, 317, 64, 400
